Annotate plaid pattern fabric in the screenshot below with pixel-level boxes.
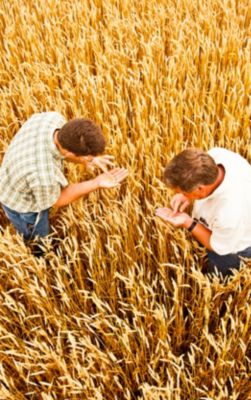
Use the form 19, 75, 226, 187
0, 112, 68, 212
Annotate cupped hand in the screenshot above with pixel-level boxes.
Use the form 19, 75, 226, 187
155, 207, 191, 228
95, 167, 128, 189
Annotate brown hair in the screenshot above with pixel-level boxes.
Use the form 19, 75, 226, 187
58, 118, 105, 156
164, 149, 218, 192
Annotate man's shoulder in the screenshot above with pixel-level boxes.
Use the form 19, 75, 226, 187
208, 147, 235, 158
14, 112, 66, 141
208, 147, 247, 165
26, 111, 65, 125
3, 112, 66, 160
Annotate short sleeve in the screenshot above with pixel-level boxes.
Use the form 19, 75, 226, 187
210, 202, 243, 255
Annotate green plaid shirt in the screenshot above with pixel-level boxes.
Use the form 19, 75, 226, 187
0, 112, 68, 212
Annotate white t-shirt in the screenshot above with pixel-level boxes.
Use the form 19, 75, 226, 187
192, 147, 251, 255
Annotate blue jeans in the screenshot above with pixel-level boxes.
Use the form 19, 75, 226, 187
206, 247, 251, 276
2, 204, 50, 241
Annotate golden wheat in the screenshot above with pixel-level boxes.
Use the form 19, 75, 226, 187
0, 0, 250, 399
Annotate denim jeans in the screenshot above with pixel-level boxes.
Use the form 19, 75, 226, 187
206, 247, 251, 276
2, 204, 50, 241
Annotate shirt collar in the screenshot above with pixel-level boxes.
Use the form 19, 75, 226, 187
48, 129, 65, 160
205, 164, 228, 200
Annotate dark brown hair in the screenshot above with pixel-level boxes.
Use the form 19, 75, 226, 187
58, 118, 105, 156
164, 149, 218, 192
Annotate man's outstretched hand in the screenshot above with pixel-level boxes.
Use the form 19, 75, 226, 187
86, 155, 115, 173
155, 207, 192, 228
95, 167, 128, 189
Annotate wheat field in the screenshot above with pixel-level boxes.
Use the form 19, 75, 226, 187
0, 0, 250, 399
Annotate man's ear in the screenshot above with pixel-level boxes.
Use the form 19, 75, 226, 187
196, 185, 207, 196
64, 150, 77, 158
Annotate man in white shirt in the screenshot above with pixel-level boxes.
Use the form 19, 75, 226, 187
156, 147, 251, 276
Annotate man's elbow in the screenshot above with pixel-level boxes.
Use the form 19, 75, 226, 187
53, 193, 65, 208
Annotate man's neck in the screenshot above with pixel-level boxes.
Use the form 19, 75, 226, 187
54, 129, 66, 156
207, 164, 225, 196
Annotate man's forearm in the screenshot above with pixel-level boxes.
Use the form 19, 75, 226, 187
54, 179, 99, 208
184, 217, 213, 251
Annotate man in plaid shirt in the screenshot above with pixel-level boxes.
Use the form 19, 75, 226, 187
0, 112, 128, 243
